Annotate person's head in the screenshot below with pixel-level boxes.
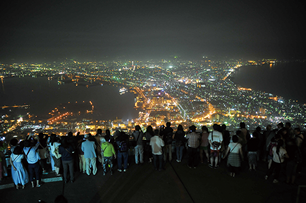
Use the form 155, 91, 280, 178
135, 125, 141, 131
256, 126, 261, 132
105, 135, 110, 142
147, 125, 153, 133
84, 134, 90, 139
10, 138, 18, 147
221, 124, 226, 130
277, 122, 284, 129
105, 129, 110, 136
285, 122, 291, 129
166, 122, 171, 127
266, 125, 272, 131
154, 129, 160, 136
67, 132, 73, 137
13, 146, 23, 155
232, 135, 239, 143
61, 137, 69, 148
213, 124, 218, 131
177, 125, 183, 131
39, 132, 44, 140
97, 129, 102, 135
24, 140, 31, 147
240, 122, 245, 129
294, 128, 301, 135
189, 125, 196, 132
202, 126, 208, 133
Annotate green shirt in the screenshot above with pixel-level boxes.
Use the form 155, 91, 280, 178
101, 142, 115, 157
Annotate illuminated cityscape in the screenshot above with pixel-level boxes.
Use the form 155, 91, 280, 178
1, 57, 305, 140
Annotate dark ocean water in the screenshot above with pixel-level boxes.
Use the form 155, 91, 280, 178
232, 62, 306, 104
0, 77, 138, 120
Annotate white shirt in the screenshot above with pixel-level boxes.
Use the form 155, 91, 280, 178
150, 136, 164, 155
208, 130, 223, 150
272, 147, 287, 163
228, 142, 241, 154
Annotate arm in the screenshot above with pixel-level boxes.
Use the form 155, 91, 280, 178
223, 147, 230, 159
239, 147, 244, 161
111, 145, 116, 159
10, 156, 17, 171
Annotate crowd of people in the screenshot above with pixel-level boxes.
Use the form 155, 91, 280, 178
0, 121, 305, 190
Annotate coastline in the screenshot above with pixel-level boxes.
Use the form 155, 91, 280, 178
230, 62, 306, 104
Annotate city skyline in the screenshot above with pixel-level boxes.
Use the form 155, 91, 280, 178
1, 0, 306, 62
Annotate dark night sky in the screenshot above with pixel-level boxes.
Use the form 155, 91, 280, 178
0, 0, 305, 62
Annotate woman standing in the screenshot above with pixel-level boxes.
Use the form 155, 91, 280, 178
59, 138, 74, 183
174, 125, 185, 162
199, 126, 209, 163
50, 136, 61, 176
265, 139, 289, 183
10, 146, 29, 189
223, 135, 244, 177
144, 126, 154, 162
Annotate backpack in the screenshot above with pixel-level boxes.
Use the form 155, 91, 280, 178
119, 141, 128, 152
211, 131, 221, 149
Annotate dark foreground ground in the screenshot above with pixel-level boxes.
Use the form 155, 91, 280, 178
0, 155, 305, 203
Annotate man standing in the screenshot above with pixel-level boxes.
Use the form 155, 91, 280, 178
150, 129, 164, 171
101, 137, 116, 175
81, 134, 97, 175
185, 125, 200, 168
163, 122, 173, 162
208, 124, 223, 168
133, 125, 144, 165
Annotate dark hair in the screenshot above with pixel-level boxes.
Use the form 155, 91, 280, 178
135, 125, 141, 131
61, 137, 69, 148
213, 124, 218, 130
166, 122, 171, 127
240, 122, 246, 128
277, 122, 284, 128
105, 129, 110, 136
24, 140, 31, 147
68, 132, 73, 137
189, 125, 196, 132
256, 126, 261, 132
39, 133, 44, 140
146, 125, 153, 133
294, 128, 301, 133
13, 146, 23, 155
154, 129, 159, 136
10, 138, 18, 146
97, 129, 102, 135
232, 135, 239, 143
276, 139, 284, 154
285, 122, 291, 128
178, 125, 183, 131
50, 134, 57, 145
202, 126, 208, 133
221, 124, 226, 130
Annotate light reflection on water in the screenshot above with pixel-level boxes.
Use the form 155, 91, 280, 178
0, 77, 138, 120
